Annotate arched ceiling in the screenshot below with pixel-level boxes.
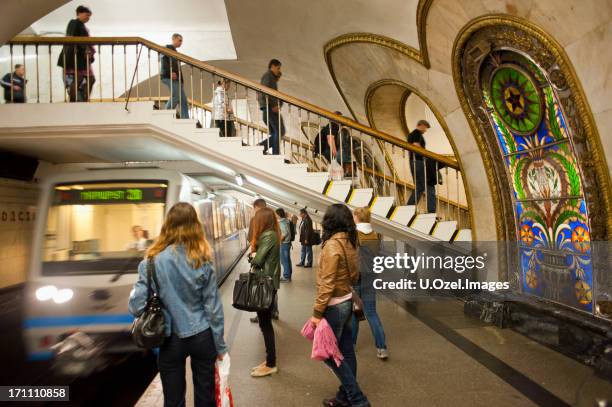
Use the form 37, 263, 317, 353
0, 0, 69, 45
29, 0, 236, 61
366, 82, 409, 139
208, 0, 420, 111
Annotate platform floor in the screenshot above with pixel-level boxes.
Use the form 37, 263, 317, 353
137, 246, 612, 407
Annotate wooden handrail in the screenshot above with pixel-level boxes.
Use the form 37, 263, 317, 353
8, 35, 459, 170
87, 96, 467, 210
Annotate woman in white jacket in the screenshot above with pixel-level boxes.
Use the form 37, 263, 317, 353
213, 79, 235, 137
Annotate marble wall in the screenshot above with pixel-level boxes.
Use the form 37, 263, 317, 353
327, 0, 612, 241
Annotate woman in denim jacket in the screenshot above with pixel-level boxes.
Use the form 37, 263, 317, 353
129, 202, 227, 407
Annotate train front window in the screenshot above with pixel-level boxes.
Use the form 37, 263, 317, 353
42, 182, 167, 276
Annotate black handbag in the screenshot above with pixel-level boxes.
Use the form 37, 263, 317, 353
131, 258, 166, 349
339, 244, 366, 321
232, 266, 275, 312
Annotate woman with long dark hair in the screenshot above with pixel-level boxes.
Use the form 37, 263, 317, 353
129, 202, 227, 407
312, 203, 370, 407
249, 207, 281, 377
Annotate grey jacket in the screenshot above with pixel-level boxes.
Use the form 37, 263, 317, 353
258, 70, 282, 109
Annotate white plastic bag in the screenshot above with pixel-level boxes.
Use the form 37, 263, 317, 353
215, 354, 233, 407
328, 160, 343, 181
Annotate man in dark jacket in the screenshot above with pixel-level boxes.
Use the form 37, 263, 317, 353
57, 5, 95, 102
1, 64, 26, 103
297, 208, 314, 268
257, 59, 285, 155
406, 119, 439, 213
160, 33, 189, 119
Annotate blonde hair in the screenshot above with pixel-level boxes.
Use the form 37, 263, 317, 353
353, 207, 371, 223
146, 202, 212, 269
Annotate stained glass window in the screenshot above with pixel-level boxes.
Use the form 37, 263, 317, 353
480, 51, 593, 312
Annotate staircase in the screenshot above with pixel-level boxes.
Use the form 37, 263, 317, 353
1, 35, 473, 243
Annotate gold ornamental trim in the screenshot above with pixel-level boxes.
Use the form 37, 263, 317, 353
451, 14, 612, 240
364, 79, 474, 232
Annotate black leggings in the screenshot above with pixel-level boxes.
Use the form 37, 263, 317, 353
256, 291, 277, 367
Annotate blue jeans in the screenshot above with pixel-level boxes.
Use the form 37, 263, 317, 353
300, 245, 313, 266
351, 284, 387, 349
259, 107, 284, 155
323, 301, 369, 406
280, 242, 293, 280
158, 329, 217, 407
162, 78, 189, 119
407, 159, 436, 213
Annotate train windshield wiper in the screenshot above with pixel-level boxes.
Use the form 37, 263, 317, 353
109, 252, 144, 283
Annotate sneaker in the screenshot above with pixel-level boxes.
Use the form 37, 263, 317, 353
250, 365, 278, 377
251, 361, 267, 372
304, 264, 313, 268
250, 316, 259, 323
377, 348, 389, 359
272, 312, 279, 320
296, 263, 304, 267
280, 278, 291, 283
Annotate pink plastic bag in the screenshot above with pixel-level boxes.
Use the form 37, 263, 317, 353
301, 318, 344, 367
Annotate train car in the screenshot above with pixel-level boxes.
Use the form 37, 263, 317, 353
22, 169, 249, 373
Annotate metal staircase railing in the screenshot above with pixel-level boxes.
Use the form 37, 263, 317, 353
4, 36, 471, 230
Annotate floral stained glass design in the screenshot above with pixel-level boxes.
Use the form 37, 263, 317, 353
480, 51, 592, 312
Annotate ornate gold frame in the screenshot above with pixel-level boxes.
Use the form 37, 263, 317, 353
451, 14, 612, 241
364, 79, 474, 232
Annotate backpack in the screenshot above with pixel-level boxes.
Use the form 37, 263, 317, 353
289, 220, 297, 241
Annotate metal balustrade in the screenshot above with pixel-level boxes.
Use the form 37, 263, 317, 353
2, 36, 470, 230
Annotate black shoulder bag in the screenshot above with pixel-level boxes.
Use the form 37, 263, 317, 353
232, 257, 275, 312
131, 258, 166, 349
339, 243, 366, 321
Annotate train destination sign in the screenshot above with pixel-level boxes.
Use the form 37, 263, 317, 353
53, 187, 167, 205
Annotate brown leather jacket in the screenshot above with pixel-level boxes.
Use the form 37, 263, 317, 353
313, 232, 359, 318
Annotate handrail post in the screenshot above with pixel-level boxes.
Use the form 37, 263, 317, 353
125, 44, 143, 112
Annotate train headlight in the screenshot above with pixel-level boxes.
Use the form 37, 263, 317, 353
36, 285, 58, 301
53, 288, 74, 304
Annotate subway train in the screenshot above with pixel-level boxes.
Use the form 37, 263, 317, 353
22, 169, 250, 374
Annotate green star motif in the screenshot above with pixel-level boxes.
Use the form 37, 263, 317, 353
490, 66, 543, 134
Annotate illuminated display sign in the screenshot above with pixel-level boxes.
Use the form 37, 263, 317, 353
54, 187, 166, 205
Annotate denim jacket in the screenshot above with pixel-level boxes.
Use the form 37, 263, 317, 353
128, 245, 227, 355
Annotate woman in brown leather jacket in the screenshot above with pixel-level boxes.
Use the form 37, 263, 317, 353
311, 203, 370, 407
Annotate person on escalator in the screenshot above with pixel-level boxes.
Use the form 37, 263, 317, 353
57, 5, 96, 102
1, 64, 27, 103
257, 59, 285, 155
160, 33, 189, 119
406, 119, 439, 214
314, 112, 353, 177
213, 79, 235, 137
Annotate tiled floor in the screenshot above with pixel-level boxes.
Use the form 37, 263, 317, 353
137, 246, 612, 406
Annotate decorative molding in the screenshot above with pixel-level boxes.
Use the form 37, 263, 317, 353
363, 79, 474, 233
324, 32, 423, 121
416, 0, 433, 69
452, 14, 612, 242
